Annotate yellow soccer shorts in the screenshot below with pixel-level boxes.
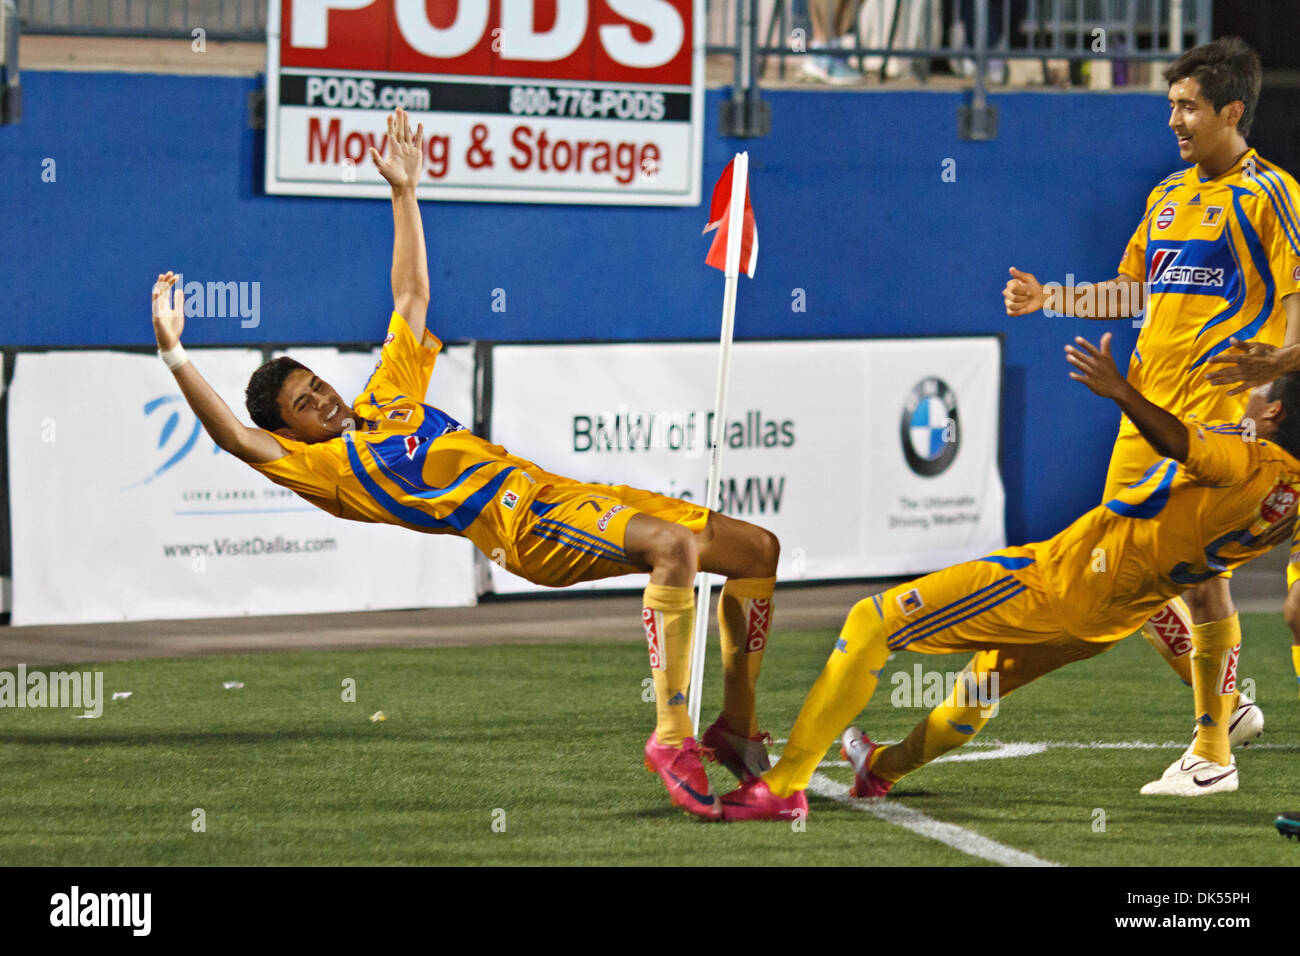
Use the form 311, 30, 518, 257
873, 548, 1122, 657
511, 480, 710, 588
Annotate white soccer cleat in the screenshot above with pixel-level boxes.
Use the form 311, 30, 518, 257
1186, 694, 1264, 754
1227, 696, 1264, 748
1140, 754, 1238, 796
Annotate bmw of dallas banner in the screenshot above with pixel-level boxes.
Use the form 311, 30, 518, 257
485, 338, 1005, 594
6, 337, 1003, 620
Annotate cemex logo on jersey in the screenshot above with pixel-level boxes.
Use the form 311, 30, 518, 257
403, 435, 423, 460
1147, 247, 1226, 289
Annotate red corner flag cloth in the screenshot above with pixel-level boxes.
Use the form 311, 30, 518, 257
702, 157, 758, 278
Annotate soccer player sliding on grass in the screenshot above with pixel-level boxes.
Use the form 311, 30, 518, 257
149, 108, 779, 822
723, 332, 1300, 820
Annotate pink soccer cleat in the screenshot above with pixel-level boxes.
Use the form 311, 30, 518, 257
841, 727, 894, 798
701, 715, 773, 782
720, 777, 809, 822
644, 732, 722, 821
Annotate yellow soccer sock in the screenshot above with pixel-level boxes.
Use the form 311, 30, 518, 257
1189, 615, 1241, 766
643, 583, 696, 748
1292, 645, 1300, 701
763, 599, 890, 797
1141, 596, 1194, 686
717, 576, 776, 737
871, 650, 998, 782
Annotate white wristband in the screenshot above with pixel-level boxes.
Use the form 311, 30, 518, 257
159, 343, 189, 371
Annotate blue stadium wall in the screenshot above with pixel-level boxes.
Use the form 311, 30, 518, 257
1, 71, 1178, 546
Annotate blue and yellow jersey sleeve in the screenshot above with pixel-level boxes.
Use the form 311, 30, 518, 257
1252, 157, 1300, 300
247, 433, 347, 517
354, 312, 443, 412
1180, 421, 1254, 486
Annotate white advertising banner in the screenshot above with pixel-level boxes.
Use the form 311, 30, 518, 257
8, 346, 477, 626
265, 1, 704, 205
485, 339, 1005, 594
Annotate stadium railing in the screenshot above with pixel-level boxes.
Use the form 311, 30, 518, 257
709, 0, 1212, 136
15, 0, 264, 41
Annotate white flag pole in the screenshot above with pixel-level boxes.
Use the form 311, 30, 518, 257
688, 151, 749, 737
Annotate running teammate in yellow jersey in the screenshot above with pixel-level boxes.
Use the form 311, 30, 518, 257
148, 109, 780, 822
1002, 38, 1300, 760
721, 333, 1300, 820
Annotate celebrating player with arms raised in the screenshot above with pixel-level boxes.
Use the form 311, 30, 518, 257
1003, 38, 1300, 786
150, 109, 780, 821
722, 333, 1300, 820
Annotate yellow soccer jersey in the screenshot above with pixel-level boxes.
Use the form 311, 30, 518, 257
1032, 420, 1300, 641
1117, 150, 1300, 428
251, 313, 560, 564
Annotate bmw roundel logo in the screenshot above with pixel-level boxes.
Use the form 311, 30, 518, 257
901, 378, 959, 477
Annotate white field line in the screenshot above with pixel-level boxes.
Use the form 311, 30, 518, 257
776, 738, 1297, 772
806, 772, 1061, 867
779, 738, 1294, 867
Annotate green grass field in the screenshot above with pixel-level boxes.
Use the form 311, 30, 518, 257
1, 613, 1297, 866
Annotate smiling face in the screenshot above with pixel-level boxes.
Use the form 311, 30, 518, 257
275, 368, 357, 443
1168, 77, 1244, 173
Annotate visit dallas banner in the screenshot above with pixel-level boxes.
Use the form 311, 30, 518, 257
7, 347, 477, 626
485, 338, 1005, 594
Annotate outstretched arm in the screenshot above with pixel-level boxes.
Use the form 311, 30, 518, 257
1004, 267, 1145, 319
369, 107, 430, 340
152, 272, 285, 465
1065, 332, 1190, 462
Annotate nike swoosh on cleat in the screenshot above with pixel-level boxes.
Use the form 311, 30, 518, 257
1193, 770, 1236, 787
667, 771, 717, 806
1228, 707, 1253, 732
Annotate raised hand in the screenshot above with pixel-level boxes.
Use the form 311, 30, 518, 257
1205, 338, 1286, 395
1065, 333, 1127, 399
152, 271, 185, 350
1004, 266, 1046, 316
369, 107, 425, 190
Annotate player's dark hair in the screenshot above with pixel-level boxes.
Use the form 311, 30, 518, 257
245, 356, 308, 431
1163, 37, 1262, 138
1266, 373, 1300, 459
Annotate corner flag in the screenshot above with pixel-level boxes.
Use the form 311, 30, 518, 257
702, 155, 758, 278
688, 152, 758, 735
